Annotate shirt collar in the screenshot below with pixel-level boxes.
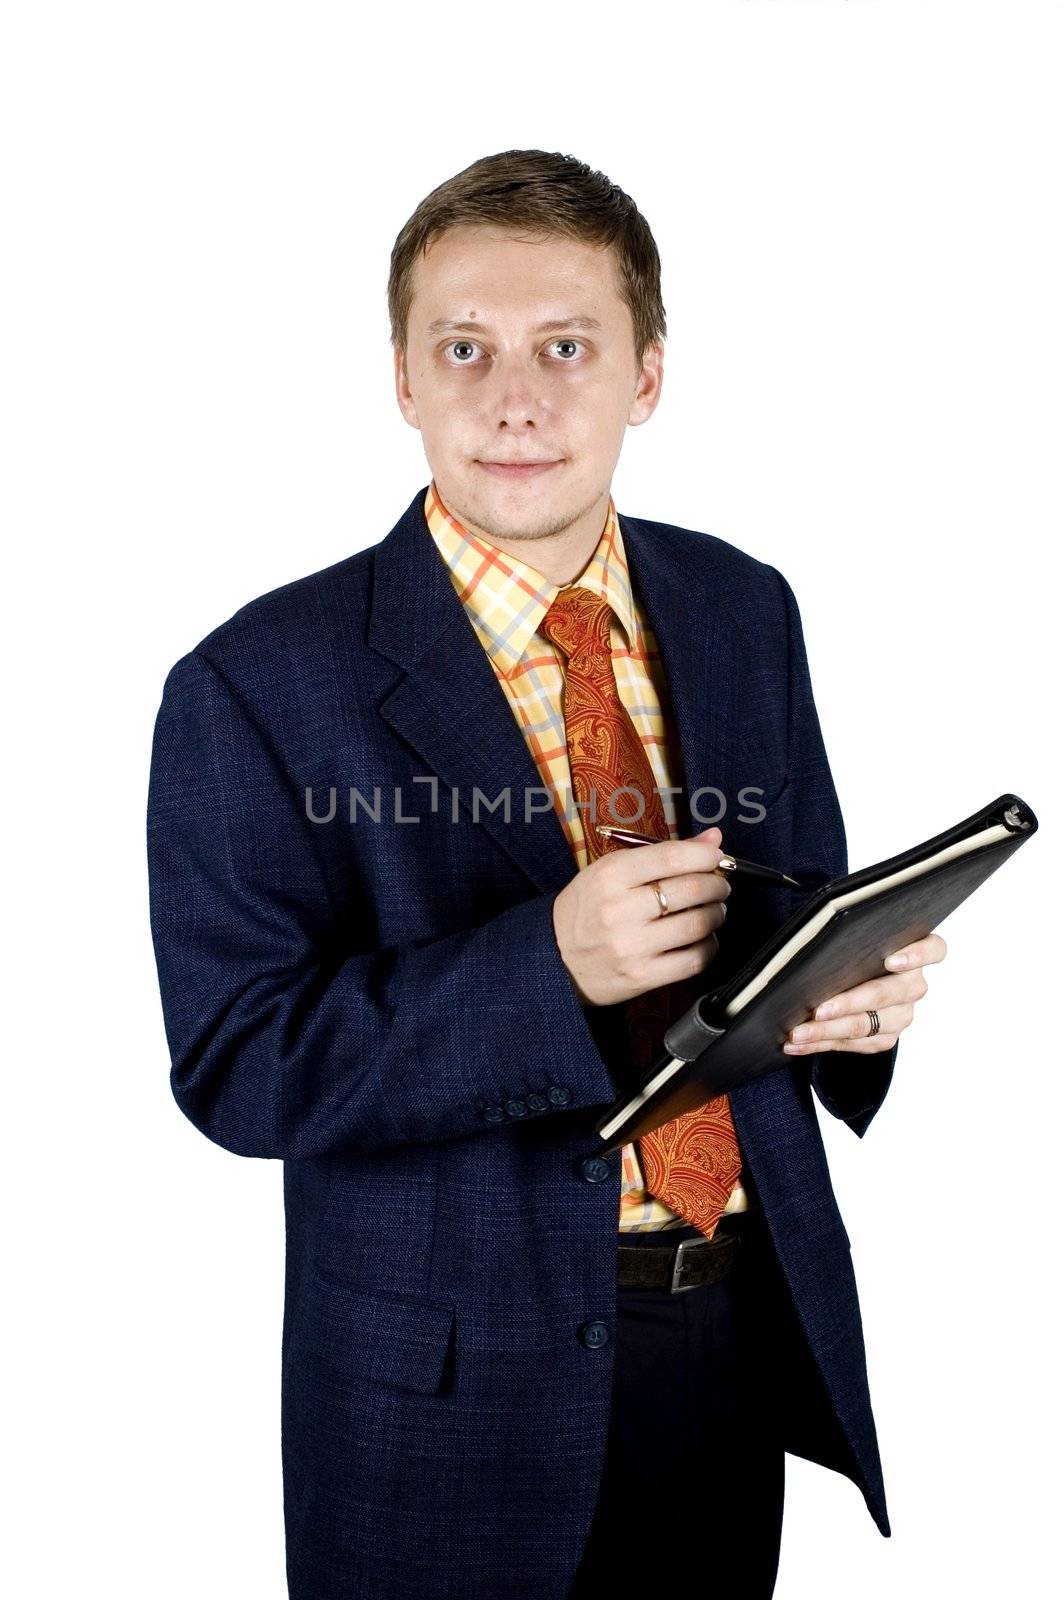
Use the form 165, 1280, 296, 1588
423, 479, 638, 677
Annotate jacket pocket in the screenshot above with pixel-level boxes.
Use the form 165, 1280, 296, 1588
305, 1261, 457, 1395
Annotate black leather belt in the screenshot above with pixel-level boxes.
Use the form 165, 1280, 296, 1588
617, 1219, 746, 1293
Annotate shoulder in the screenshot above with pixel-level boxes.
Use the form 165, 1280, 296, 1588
161, 545, 377, 697
202, 546, 373, 657
618, 508, 797, 621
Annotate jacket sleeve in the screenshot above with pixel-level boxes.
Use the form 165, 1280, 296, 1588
146, 649, 617, 1161
773, 568, 898, 1139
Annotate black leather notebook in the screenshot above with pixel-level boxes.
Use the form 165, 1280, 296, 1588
594, 792, 1039, 1153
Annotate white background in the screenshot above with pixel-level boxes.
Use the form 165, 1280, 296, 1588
4, 1, 1061, 1594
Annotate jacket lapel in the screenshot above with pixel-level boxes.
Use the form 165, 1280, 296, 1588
368, 486, 733, 897
618, 509, 739, 841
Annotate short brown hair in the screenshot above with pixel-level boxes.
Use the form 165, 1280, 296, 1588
388, 149, 666, 364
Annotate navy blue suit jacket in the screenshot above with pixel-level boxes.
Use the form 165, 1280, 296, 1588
147, 485, 898, 1598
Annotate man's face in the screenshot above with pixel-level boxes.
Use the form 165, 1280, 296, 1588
394, 225, 663, 549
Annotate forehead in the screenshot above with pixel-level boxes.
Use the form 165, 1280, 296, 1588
408, 225, 627, 330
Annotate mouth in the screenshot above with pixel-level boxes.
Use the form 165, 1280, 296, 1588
476, 459, 563, 481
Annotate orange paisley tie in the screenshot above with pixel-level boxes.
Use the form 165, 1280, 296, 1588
539, 585, 742, 1242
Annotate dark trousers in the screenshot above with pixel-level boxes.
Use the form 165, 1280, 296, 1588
568, 1207, 786, 1597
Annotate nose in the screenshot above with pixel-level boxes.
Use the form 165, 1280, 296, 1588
487, 348, 550, 429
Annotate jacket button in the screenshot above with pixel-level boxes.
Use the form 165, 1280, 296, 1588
581, 1156, 611, 1183
547, 1085, 572, 1106
580, 1320, 610, 1349
504, 1098, 528, 1118
482, 1104, 506, 1124
526, 1093, 549, 1113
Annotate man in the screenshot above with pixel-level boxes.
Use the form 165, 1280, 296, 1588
147, 149, 944, 1598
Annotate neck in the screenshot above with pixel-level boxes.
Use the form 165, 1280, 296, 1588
435, 482, 612, 588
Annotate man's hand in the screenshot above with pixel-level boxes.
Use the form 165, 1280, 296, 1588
552, 826, 731, 1007
782, 932, 947, 1055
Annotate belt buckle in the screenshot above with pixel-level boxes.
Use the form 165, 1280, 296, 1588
670, 1234, 711, 1293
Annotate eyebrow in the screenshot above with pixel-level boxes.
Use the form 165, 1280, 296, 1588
425, 315, 604, 337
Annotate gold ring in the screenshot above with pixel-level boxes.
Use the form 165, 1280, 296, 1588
650, 880, 670, 917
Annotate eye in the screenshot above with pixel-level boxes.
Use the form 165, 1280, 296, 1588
445, 339, 482, 365
549, 339, 585, 360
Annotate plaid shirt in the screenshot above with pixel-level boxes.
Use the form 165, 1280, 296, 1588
424, 480, 747, 1230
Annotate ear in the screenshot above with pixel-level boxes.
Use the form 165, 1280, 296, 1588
394, 344, 420, 430
628, 338, 664, 428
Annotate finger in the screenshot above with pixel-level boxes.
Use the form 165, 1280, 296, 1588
639, 932, 720, 992
644, 898, 727, 957
810, 968, 929, 1021
633, 870, 730, 925
784, 1003, 913, 1050
785, 1030, 899, 1056
606, 831, 725, 890
884, 932, 947, 971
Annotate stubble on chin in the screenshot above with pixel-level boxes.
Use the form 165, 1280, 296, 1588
451, 476, 604, 549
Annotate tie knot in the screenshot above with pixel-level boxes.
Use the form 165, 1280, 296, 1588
539, 586, 613, 665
